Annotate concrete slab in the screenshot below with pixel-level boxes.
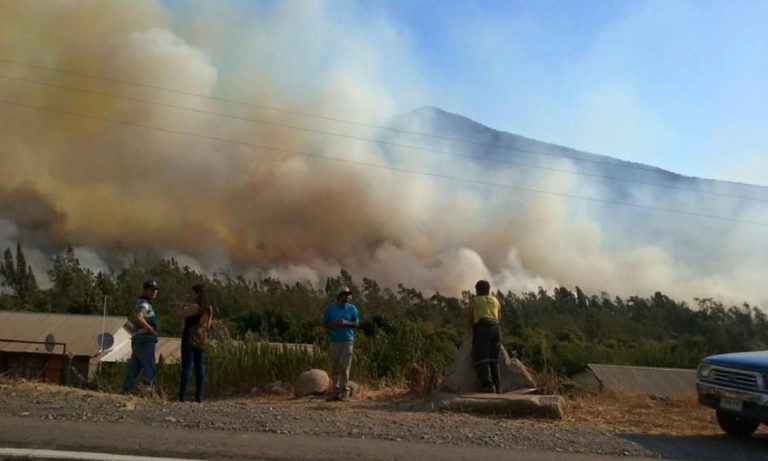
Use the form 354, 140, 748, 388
431, 392, 565, 419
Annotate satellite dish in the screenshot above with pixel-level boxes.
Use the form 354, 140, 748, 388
44, 334, 56, 352
97, 332, 114, 351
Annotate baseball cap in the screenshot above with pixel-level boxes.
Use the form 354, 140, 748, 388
337, 286, 353, 296
143, 280, 159, 290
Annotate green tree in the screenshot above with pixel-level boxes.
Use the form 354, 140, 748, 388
0, 244, 40, 306
1, 247, 15, 287
48, 245, 98, 313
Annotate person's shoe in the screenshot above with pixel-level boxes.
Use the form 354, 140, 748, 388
326, 392, 348, 402
480, 383, 497, 393
136, 384, 156, 397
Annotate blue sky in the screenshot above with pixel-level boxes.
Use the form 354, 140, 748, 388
169, 0, 768, 186
369, 0, 768, 185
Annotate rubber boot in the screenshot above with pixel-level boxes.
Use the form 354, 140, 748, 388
475, 362, 495, 392
490, 362, 501, 394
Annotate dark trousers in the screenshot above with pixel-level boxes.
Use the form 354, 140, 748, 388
122, 340, 156, 393
472, 319, 501, 392
179, 337, 206, 402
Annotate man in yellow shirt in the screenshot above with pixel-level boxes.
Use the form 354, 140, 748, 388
467, 280, 502, 393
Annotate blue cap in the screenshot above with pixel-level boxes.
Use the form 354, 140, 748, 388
143, 280, 159, 290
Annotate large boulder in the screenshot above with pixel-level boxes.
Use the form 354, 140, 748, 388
294, 369, 331, 397
440, 333, 536, 393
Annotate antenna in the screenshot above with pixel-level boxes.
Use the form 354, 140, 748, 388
96, 296, 114, 379
99, 295, 107, 351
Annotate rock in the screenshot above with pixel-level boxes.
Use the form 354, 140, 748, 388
431, 391, 564, 419
439, 333, 536, 393
294, 369, 331, 397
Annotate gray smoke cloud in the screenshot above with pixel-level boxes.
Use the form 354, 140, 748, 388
0, 0, 765, 305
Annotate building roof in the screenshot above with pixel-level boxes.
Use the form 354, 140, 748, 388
0, 311, 131, 357
100, 336, 182, 364
575, 363, 697, 399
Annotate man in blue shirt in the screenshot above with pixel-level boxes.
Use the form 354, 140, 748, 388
322, 286, 359, 401
122, 280, 160, 395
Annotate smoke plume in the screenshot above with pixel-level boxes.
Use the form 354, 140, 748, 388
0, 0, 766, 305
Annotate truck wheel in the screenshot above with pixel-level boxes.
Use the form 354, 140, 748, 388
716, 410, 760, 437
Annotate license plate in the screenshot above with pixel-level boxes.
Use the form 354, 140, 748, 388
720, 398, 743, 412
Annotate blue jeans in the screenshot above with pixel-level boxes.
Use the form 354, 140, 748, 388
122, 340, 157, 393
179, 337, 205, 402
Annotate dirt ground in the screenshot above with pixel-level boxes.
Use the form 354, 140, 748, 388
565, 391, 768, 436
2, 378, 768, 460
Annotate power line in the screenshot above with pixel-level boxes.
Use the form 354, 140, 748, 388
1, 71, 766, 205
0, 57, 670, 174
2, 97, 766, 227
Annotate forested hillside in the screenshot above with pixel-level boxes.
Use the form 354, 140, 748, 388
2, 244, 765, 381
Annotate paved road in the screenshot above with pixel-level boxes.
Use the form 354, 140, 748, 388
0, 416, 655, 461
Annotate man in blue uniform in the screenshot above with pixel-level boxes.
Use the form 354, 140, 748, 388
122, 280, 160, 394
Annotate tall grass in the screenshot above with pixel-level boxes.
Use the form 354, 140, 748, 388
98, 321, 459, 398
354, 324, 457, 385
205, 333, 329, 393
98, 334, 329, 397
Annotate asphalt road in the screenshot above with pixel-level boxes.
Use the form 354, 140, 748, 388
0, 416, 656, 461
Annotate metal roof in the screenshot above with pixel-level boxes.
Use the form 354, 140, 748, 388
100, 336, 182, 364
576, 363, 697, 399
0, 311, 131, 357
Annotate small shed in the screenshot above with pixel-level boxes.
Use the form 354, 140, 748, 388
0, 311, 131, 384
571, 363, 697, 399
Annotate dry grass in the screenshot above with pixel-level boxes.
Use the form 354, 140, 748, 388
564, 392, 768, 436
5, 375, 768, 437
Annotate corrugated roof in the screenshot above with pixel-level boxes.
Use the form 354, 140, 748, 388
580, 363, 697, 399
100, 337, 182, 364
0, 311, 130, 357
156, 337, 181, 363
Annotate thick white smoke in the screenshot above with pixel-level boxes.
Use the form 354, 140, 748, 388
0, 0, 765, 305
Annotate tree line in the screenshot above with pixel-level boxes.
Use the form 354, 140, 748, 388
2, 244, 766, 379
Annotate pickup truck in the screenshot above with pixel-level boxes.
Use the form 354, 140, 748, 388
697, 351, 768, 436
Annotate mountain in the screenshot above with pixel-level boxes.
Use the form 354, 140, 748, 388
387, 106, 768, 203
